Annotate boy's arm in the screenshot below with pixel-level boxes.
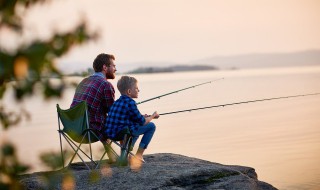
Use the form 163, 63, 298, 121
128, 100, 147, 125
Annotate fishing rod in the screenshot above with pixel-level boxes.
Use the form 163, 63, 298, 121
159, 93, 320, 116
136, 78, 224, 105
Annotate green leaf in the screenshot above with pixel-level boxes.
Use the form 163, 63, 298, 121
1, 143, 15, 156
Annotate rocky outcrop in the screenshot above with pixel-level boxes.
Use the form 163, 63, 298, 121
20, 153, 277, 190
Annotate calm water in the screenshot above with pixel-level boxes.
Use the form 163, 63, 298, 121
1, 66, 320, 190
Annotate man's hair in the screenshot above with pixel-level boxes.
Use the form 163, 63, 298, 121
117, 76, 138, 94
93, 53, 115, 72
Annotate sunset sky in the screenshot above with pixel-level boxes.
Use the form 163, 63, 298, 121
4, 0, 320, 72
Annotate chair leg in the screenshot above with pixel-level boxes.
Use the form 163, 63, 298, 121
118, 135, 132, 166
64, 133, 98, 164
58, 132, 65, 168
95, 142, 119, 169
88, 133, 93, 162
62, 134, 93, 170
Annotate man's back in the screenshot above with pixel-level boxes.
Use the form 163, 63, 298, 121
71, 74, 115, 133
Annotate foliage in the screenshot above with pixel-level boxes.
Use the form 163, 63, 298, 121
0, 0, 99, 189
0, 143, 29, 190
0, 0, 98, 129
0, 0, 46, 31
39, 150, 75, 189
40, 151, 70, 171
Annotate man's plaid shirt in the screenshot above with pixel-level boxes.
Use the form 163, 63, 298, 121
71, 72, 115, 137
105, 95, 145, 139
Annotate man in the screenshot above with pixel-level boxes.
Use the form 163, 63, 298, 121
71, 53, 117, 141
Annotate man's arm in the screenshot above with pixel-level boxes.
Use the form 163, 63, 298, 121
104, 82, 115, 112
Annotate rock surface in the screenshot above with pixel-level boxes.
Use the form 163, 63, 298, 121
20, 153, 277, 190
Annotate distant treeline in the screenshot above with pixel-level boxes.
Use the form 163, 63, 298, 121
127, 65, 218, 74
67, 68, 95, 77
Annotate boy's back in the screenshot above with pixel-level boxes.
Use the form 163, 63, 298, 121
105, 95, 145, 139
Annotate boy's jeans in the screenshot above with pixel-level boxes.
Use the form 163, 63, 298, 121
131, 122, 156, 149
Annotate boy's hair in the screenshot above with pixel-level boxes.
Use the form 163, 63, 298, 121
93, 53, 115, 72
117, 76, 138, 94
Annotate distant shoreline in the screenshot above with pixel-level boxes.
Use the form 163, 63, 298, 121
64, 49, 320, 75
126, 64, 218, 74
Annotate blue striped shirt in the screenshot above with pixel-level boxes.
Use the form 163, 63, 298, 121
105, 95, 145, 139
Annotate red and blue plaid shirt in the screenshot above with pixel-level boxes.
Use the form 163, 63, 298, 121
71, 73, 115, 138
105, 95, 145, 139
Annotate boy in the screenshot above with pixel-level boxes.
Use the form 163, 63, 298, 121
105, 76, 159, 162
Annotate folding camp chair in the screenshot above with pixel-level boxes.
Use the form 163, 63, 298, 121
57, 101, 119, 170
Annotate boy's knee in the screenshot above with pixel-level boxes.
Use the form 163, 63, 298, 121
148, 122, 156, 132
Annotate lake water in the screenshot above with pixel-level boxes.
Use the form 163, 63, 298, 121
1, 66, 320, 190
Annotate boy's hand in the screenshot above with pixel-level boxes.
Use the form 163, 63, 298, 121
152, 111, 160, 119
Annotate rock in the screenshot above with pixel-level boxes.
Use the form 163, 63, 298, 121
19, 153, 277, 190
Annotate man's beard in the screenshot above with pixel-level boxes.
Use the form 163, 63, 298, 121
105, 70, 115, 79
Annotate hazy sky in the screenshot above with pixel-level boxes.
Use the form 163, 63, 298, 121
7, 0, 320, 72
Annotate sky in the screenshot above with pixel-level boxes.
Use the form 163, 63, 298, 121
4, 0, 320, 73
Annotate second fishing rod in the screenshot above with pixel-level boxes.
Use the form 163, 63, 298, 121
158, 93, 320, 116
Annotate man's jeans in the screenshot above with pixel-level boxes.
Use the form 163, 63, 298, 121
131, 122, 156, 149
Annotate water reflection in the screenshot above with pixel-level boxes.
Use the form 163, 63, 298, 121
1, 66, 320, 190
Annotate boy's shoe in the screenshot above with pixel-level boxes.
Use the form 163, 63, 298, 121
129, 155, 144, 171
129, 154, 145, 163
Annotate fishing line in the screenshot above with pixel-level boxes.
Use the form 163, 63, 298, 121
136, 78, 224, 105
159, 93, 320, 116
